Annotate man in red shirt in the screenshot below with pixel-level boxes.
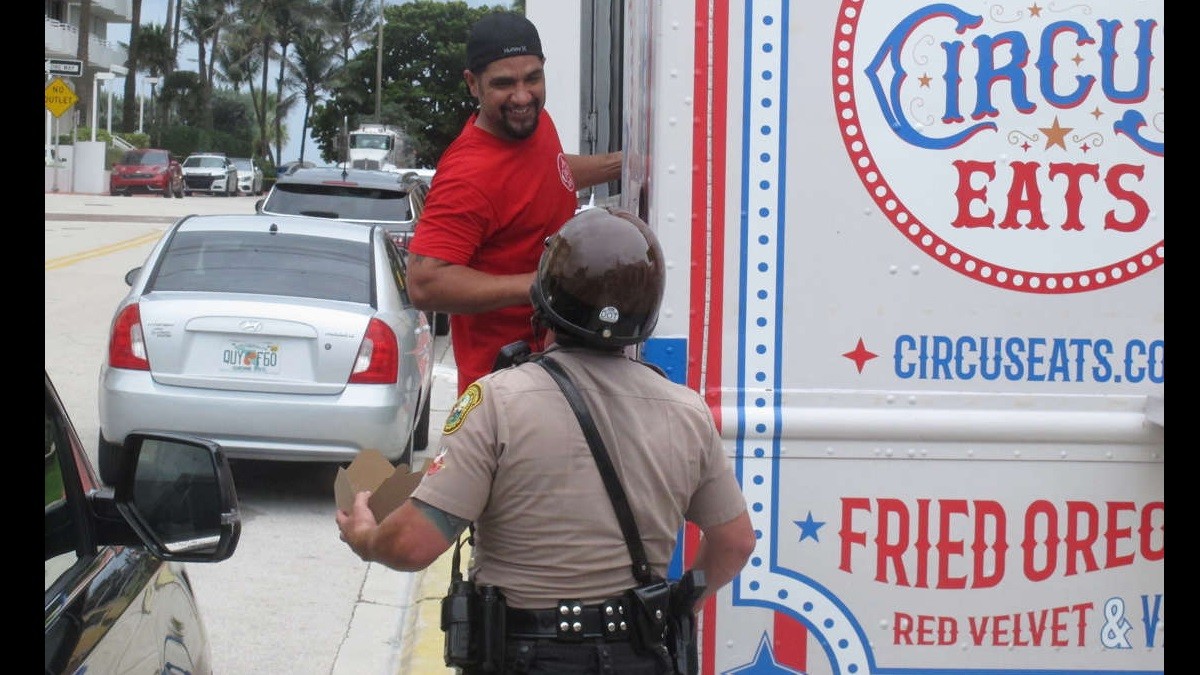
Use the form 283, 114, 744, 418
407, 10, 621, 395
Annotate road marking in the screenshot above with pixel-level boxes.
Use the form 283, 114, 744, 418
45, 230, 163, 271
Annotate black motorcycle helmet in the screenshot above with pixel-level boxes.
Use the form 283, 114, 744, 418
531, 207, 665, 348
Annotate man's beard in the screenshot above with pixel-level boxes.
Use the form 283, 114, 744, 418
500, 103, 540, 140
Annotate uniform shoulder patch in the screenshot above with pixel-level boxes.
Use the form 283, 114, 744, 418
443, 383, 483, 435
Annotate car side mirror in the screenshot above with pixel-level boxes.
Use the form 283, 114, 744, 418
124, 267, 142, 286
255, 198, 265, 213
126, 434, 239, 561
94, 432, 241, 563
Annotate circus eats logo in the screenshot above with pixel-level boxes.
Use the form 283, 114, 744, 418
835, 0, 1163, 294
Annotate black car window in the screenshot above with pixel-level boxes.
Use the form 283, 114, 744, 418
148, 230, 373, 303
264, 183, 412, 223
44, 392, 80, 590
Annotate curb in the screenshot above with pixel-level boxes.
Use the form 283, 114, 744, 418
395, 540, 467, 674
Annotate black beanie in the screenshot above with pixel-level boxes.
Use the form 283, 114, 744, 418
466, 12, 544, 73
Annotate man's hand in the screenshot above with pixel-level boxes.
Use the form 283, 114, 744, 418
336, 491, 377, 561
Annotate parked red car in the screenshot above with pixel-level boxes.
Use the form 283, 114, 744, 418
110, 148, 184, 198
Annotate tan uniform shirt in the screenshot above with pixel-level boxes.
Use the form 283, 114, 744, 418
411, 347, 747, 609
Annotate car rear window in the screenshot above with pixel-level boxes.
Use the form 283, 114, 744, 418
263, 183, 412, 223
186, 156, 226, 168
148, 230, 373, 303
122, 150, 169, 165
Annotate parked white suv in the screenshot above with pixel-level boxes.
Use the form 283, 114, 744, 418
181, 153, 238, 196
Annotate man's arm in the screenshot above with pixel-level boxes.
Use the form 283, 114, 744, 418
337, 492, 467, 572
407, 254, 536, 314
686, 509, 756, 608
564, 151, 622, 189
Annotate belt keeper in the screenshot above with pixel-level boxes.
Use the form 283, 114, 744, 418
603, 600, 629, 635
557, 600, 585, 641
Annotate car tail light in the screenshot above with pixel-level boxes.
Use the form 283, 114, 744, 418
349, 318, 398, 384
108, 304, 150, 370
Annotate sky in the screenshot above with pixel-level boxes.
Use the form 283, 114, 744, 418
111, 0, 495, 163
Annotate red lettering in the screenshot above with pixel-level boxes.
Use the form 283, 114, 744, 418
949, 160, 1149, 232
999, 161, 1051, 230
1140, 501, 1164, 561
1065, 500, 1100, 575
1025, 608, 1049, 645
893, 612, 914, 644
1048, 162, 1100, 231
968, 615, 989, 645
914, 498, 932, 588
936, 499, 969, 589
893, 613, 958, 646
877, 498, 910, 585
951, 159, 997, 228
1105, 501, 1136, 568
838, 498, 1161, 587
838, 497, 871, 574
962, 604, 1092, 647
1104, 163, 1149, 232
972, 500, 1006, 588
1022, 500, 1059, 582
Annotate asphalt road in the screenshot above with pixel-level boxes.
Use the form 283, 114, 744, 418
45, 191, 458, 675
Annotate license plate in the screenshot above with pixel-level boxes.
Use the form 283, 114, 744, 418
221, 341, 281, 374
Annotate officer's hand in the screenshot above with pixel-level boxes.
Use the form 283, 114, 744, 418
336, 491, 378, 560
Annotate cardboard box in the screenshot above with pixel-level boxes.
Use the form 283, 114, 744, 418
334, 449, 428, 521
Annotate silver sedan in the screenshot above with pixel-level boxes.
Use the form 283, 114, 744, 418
97, 213, 434, 483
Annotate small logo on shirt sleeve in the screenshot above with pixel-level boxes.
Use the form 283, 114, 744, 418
557, 153, 577, 192
443, 383, 483, 435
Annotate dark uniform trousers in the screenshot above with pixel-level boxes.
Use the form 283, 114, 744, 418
461, 638, 670, 674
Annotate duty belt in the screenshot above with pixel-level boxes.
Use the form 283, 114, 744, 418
506, 598, 632, 642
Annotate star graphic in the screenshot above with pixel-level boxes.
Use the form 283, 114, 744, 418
918, 73, 932, 88
1071, 53, 1084, 66
794, 511, 826, 542
725, 634, 807, 675
1027, 3, 1042, 17
842, 338, 878, 374
1090, 106, 1104, 120
1039, 116, 1072, 150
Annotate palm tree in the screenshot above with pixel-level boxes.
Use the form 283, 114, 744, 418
268, 0, 326, 166
137, 25, 177, 78
120, 0, 144, 133
181, 0, 234, 129
134, 24, 176, 143
325, 0, 377, 65
214, 30, 261, 95
288, 30, 340, 164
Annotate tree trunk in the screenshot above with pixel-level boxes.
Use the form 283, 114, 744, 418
121, 0, 143, 133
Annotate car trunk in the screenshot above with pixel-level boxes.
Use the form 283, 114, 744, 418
137, 294, 374, 395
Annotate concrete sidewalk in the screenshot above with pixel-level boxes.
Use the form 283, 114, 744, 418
333, 338, 460, 675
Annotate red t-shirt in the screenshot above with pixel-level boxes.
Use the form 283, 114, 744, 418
410, 110, 578, 394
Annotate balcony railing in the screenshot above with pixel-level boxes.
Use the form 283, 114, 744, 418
44, 18, 129, 73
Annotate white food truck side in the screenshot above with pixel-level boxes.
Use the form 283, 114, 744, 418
529, 1, 1163, 673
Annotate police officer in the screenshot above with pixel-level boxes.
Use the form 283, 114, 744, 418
337, 207, 755, 674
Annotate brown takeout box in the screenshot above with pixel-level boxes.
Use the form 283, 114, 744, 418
334, 449, 428, 522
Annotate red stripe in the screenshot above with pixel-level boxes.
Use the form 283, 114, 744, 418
690, 2, 729, 674
774, 613, 810, 668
